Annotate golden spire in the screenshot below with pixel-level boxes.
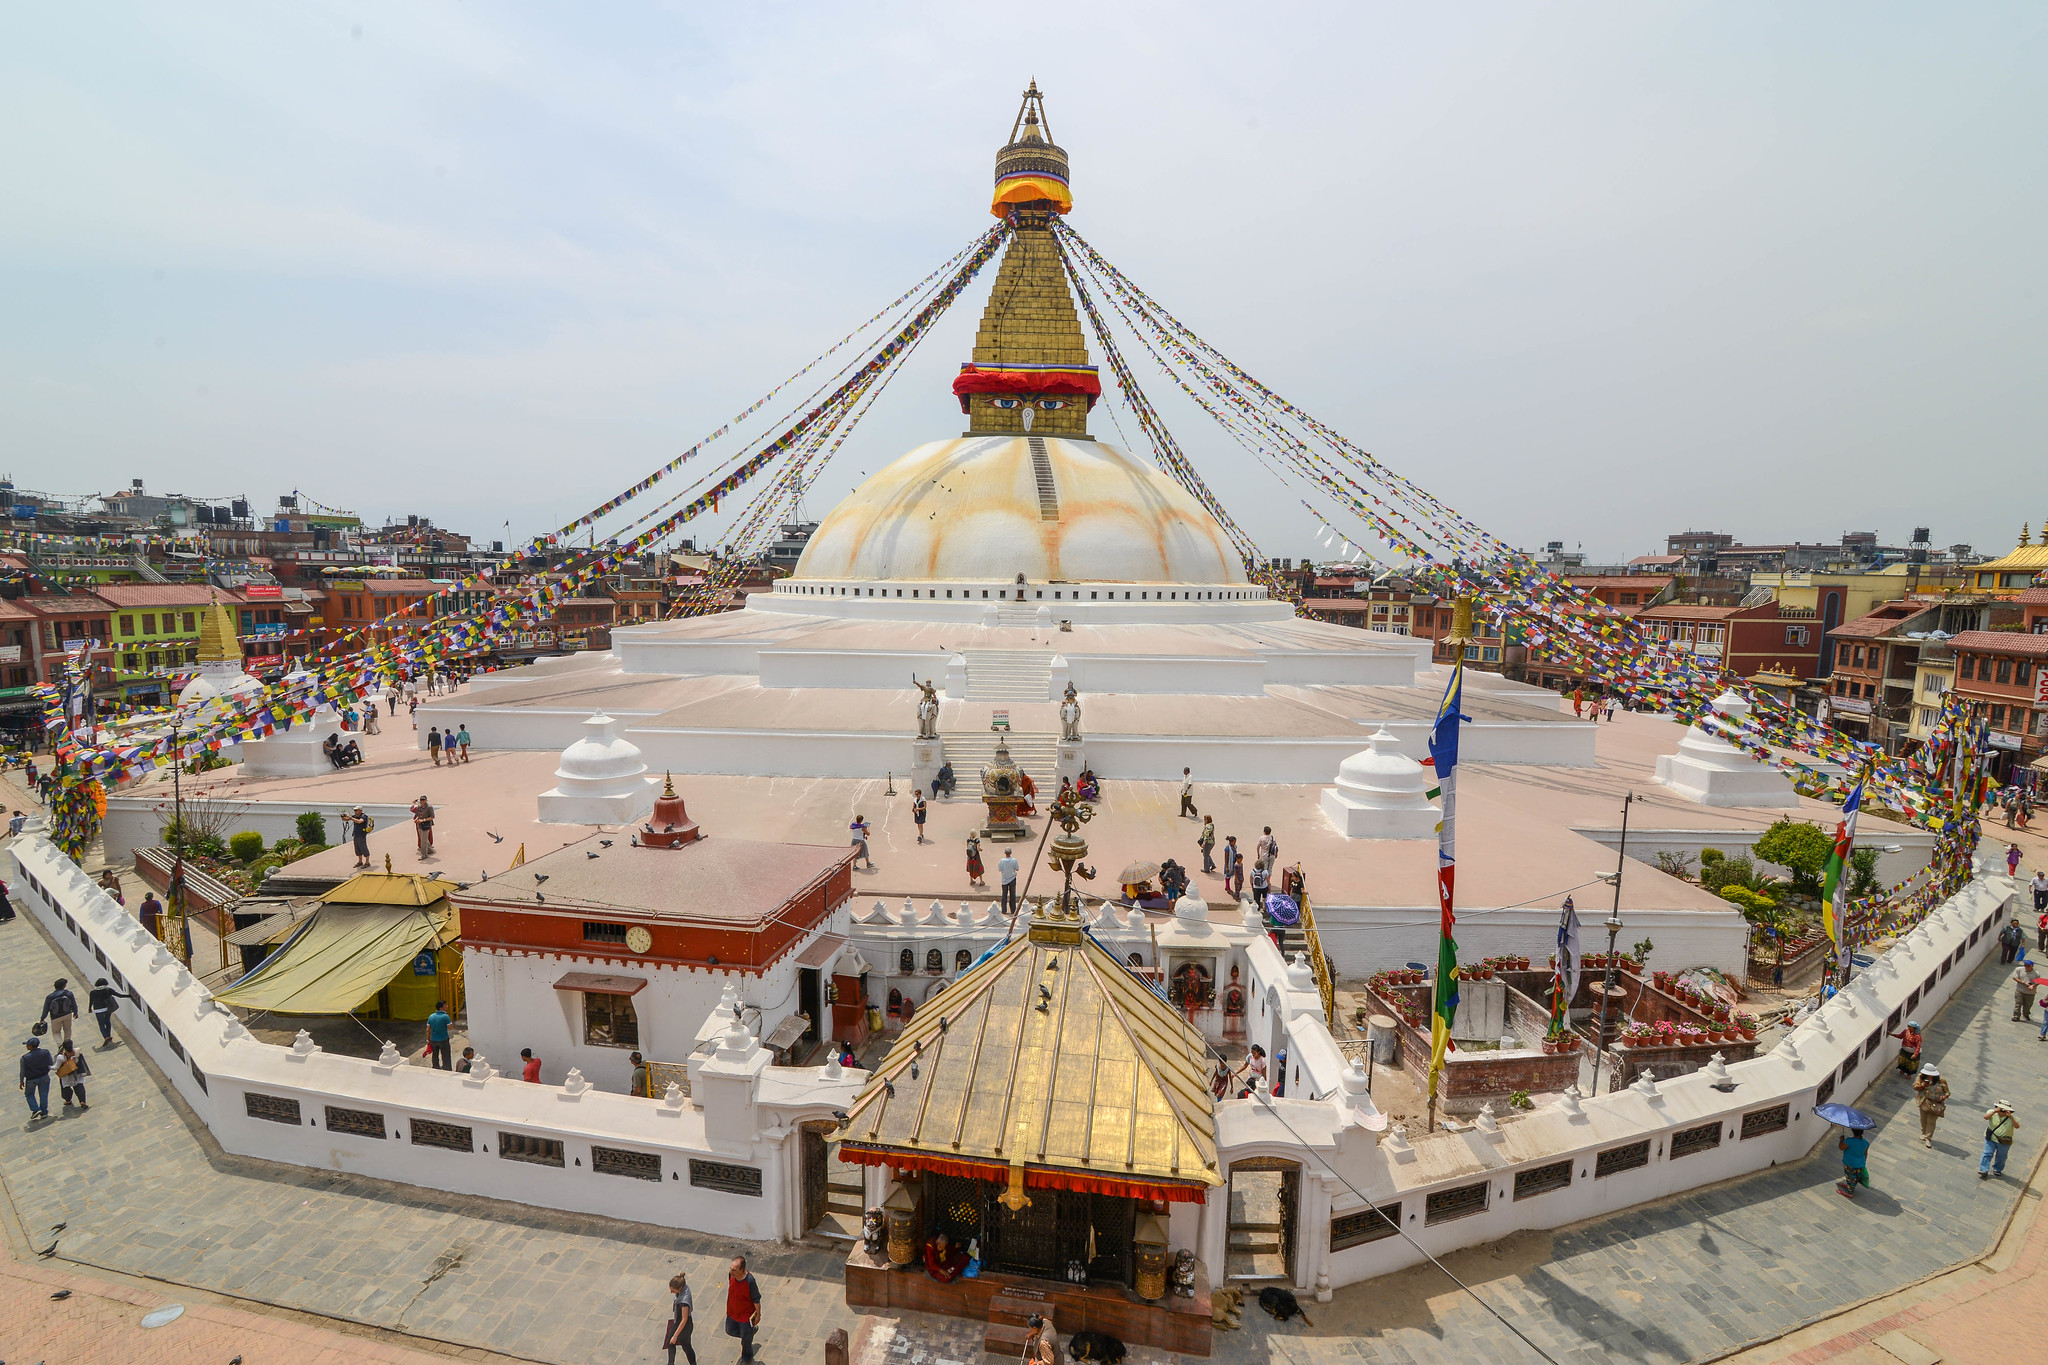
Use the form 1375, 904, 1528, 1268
663, 770, 676, 798
195, 595, 241, 664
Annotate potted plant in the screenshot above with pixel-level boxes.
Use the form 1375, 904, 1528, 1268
1735, 1013, 1758, 1040
1652, 969, 1671, 991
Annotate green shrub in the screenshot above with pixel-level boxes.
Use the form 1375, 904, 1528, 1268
1699, 847, 1725, 866
1701, 851, 1759, 894
296, 811, 328, 846
229, 831, 265, 863
1753, 819, 1832, 896
161, 820, 228, 861
1849, 846, 1882, 899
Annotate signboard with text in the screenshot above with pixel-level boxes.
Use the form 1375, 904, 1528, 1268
243, 584, 283, 599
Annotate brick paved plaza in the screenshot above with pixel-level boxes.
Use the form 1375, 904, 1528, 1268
3, 805, 2045, 1362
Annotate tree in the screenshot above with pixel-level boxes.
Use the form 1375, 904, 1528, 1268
1849, 846, 1882, 899
1752, 819, 1833, 897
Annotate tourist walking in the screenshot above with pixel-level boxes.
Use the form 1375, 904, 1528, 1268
965, 833, 985, 888
1914, 1064, 1949, 1147
912, 792, 928, 844
1198, 815, 1217, 874
1836, 1126, 1873, 1199
998, 849, 1020, 915
409, 695, 420, 730
2001, 919, 2024, 963
343, 806, 374, 868
427, 726, 444, 766
1256, 826, 1278, 873
2013, 957, 2039, 1022
138, 890, 162, 938
364, 700, 381, 735
520, 1048, 542, 1082
87, 977, 128, 1045
455, 725, 472, 763
1179, 768, 1197, 818
19, 1037, 53, 1121
1222, 834, 1242, 899
724, 1256, 763, 1363
426, 1000, 453, 1070
411, 796, 436, 858
0, 875, 14, 923
849, 814, 876, 870
39, 977, 78, 1048
54, 1039, 89, 1110
1980, 1100, 2020, 1178
665, 1271, 698, 1365
1890, 1019, 1922, 1075
2009, 843, 2025, 878
7, 808, 25, 838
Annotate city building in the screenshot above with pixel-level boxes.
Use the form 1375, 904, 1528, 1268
1965, 525, 2048, 595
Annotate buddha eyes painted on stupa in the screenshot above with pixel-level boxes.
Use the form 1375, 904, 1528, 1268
1035, 399, 1067, 410
990, 397, 1022, 410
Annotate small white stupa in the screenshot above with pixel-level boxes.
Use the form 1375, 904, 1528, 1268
177, 597, 264, 708
1653, 689, 1798, 808
239, 667, 345, 778
536, 711, 659, 824
1321, 727, 1440, 838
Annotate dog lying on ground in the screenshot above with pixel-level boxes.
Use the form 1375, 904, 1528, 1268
1210, 1285, 1243, 1330
1066, 1329, 1128, 1364
1258, 1285, 1312, 1326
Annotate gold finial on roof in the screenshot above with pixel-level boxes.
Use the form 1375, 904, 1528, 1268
2024, 523, 2034, 547
1449, 594, 1476, 643
195, 594, 241, 664
663, 770, 676, 798
384, 853, 393, 874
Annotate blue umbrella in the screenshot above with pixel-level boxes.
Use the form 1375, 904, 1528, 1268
1814, 1102, 1878, 1131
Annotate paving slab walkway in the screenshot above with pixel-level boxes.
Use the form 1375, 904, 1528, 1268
3, 812, 2039, 1363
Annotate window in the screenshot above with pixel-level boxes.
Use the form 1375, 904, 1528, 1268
142, 613, 156, 633
324, 1105, 387, 1139
1997, 659, 2014, 684
499, 1132, 565, 1166
1852, 646, 1864, 667
1513, 1160, 1574, 1200
1670, 1121, 1723, 1160
583, 992, 639, 1048
1814, 1075, 1835, 1106
582, 921, 629, 945
595, 1146, 663, 1181
1741, 1104, 1790, 1139
2020, 661, 2034, 687
689, 1159, 763, 1195
1330, 1203, 1400, 1249
1594, 1140, 1651, 1178
119, 615, 134, 637
412, 1120, 474, 1152
1423, 1181, 1490, 1225
1991, 705, 2006, 729
245, 1093, 302, 1125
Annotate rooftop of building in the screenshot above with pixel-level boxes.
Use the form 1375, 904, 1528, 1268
454, 830, 852, 925
1947, 630, 2048, 658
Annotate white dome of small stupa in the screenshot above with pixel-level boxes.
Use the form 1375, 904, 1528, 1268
1322, 727, 1439, 840
536, 712, 657, 825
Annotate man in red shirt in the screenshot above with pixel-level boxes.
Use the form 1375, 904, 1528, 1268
520, 1048, 543, 1083
725, 1256, 762, 1362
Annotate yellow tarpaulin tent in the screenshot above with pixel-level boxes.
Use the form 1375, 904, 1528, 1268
214, 875, 458, 1016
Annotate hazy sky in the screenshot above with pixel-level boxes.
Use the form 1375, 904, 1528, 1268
4, 4, 2042, 564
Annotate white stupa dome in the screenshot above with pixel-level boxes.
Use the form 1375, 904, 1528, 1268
536, 712, 657, 825
793, 436, 1246, 584
1333, 727, 1430, 805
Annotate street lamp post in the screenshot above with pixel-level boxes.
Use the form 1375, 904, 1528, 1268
1593, 791, 1633, 1095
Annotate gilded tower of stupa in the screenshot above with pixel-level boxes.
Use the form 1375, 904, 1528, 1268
951, 81, 1100, 442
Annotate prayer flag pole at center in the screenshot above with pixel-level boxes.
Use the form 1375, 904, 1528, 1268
1426, 598, 1473, 1132
1822, 761, 1868, 986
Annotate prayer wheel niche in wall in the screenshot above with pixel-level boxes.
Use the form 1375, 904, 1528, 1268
883, 1183, 919, 1266
1133, 1213, 1169, 1301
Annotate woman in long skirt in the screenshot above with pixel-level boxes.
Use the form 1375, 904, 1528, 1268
965, 834, 985, 889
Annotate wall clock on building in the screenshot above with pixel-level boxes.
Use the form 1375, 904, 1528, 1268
625, 926, 653, 955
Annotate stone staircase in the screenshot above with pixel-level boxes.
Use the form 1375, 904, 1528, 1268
813, 1170, 864, 1241
991, 602, 1046, 627
963, 649, 1053, 700
940, 730, 1060, 791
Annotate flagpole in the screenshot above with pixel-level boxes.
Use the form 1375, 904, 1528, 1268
1426, 596, 1473, 1134
1594, 792, 1631, 1095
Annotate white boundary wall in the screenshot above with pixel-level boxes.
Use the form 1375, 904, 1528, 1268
4, 828, 2011, 1282
4, 831, 863, 1242
1221, 848, 2014, 1298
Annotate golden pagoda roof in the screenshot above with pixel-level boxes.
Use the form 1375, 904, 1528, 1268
321, 871, 454, 908
194, 595, 241, 663
1972, 526, 2048, 574
834, 904, 1220, 1196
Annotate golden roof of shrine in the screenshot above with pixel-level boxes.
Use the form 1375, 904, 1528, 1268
833, 903, 1221, 1191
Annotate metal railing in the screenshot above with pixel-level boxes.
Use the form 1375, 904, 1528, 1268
1299, 889, 1337, 1027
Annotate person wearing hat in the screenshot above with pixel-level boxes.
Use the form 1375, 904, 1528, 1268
1890, 1019, 1923, 1075
1981, 1100, 2020, 1178
2014, 957, 2043, 1022
18, 1037, 53, 1121
1913, 1064, 1949, 1147
341, 806, 374, 869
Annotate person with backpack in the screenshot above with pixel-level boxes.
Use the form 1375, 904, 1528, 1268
427, 726, 445, 766
1981, 1100, 2020, 1178
342, 806, 374, 869
87, 977, 132, 1046
724, 1255, 763, 1363
40, 977, 78, 1047
54, 1039, 89, 1110
1198, 815, 1217, 874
